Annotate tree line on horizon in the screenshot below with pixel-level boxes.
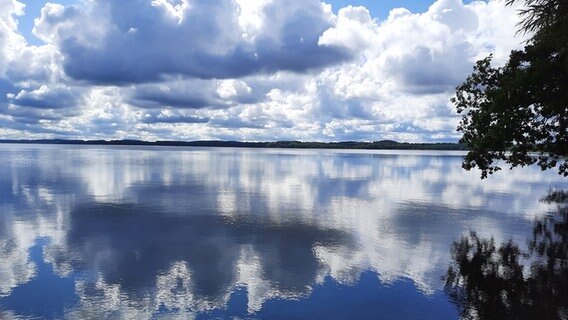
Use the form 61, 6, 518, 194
0, 139, 468, 151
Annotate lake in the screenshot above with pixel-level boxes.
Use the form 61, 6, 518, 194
0, 144, 566, 319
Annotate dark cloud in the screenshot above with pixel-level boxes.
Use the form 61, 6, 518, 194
386, 43, 474, 94
210, 117, 267, 129
271, 118, 296, 129
38, 0, 352, 85
0, 103, 80, 124
317, 85, 373, 120
61, 36, 351, 85
9, 86, 82, 109
129, 79, 222, 109
130, 78, 266, 109
0, 115, 75, 136
141, 112, 209, 124
132, 90, 216, 109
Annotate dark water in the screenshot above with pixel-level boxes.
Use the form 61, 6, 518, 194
0, 144, 566, 319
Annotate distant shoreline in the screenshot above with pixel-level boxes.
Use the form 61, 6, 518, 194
0, 139, 468, 151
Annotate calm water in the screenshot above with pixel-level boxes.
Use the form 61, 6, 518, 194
0, 144, 566, 319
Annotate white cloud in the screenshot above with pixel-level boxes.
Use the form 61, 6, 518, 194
319, 6, 376, 52
216, 79, 252, 100
0, 0, 26, 77
31, 0, 349, 84
0, 0, 527, 142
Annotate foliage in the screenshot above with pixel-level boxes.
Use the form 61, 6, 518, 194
454, 0, 568, 178
444, 193, 568, 320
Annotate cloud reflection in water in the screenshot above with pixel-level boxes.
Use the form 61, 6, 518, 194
0, 145, 566, 318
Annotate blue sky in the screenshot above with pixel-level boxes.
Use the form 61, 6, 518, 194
0, 0, 524, 142
329, 0, 436, 17
17, 0, 75, 45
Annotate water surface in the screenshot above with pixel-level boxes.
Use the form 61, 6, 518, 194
0, 144, 566, 319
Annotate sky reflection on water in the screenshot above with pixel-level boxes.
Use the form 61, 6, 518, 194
0, 145, 566, 319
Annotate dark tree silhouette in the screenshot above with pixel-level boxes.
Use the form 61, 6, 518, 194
454, 0, 568, 178
445, 191, 568, 320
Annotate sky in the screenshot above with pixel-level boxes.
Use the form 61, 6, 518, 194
0, 0, 526, 142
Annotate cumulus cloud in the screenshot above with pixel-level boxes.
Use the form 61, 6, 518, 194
33, 0, 351, 84
8, 84, 82, 109
5, 44, 64, 86
130, 78, 261, 110
321, 0, 523, 96
0, 0, 527, 142
0, 0, 26, 77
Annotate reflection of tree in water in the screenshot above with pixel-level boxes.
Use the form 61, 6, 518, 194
445, 191, 568, 320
